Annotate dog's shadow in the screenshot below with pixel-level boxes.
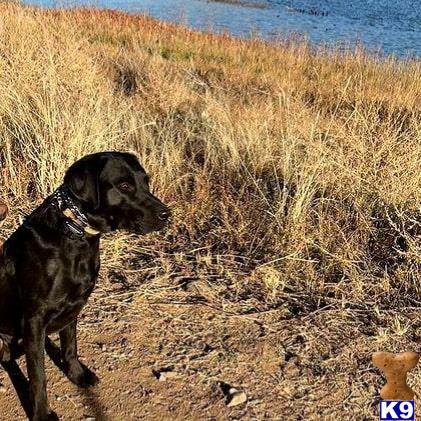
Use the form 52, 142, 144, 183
1, 338, 109, 421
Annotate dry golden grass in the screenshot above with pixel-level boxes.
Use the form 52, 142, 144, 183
0, 4, 420, 419
1, 3, 420, 310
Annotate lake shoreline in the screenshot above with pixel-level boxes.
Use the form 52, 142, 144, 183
19, 2, 421, 62
22, 0, 421, 59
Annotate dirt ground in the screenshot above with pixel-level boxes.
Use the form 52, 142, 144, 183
0, 263, 420, 421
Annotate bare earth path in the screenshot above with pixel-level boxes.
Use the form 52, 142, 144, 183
0, 269, 420, 421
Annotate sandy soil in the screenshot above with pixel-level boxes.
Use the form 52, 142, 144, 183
0, 268, 420, 421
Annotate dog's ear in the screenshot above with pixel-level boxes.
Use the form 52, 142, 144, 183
63, 155, 103, 209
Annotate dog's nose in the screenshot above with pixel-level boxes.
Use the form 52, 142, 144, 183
158, 208, 171, 221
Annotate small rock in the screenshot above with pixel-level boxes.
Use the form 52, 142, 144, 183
227, 388, 247, 407
157, 371, 179, 382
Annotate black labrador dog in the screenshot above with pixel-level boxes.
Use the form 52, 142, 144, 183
0, 151, 170, 420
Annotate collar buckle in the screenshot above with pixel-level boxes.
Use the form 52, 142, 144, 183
60, 219, 85, 239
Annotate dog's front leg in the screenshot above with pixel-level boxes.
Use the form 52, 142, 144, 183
60, 320, 99, 388
24, 317, 58, 421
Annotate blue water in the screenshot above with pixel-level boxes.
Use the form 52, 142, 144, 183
24, 0, 421, 58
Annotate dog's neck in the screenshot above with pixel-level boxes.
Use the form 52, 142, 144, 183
51, 185, 100, 238
62, 208, 101, 236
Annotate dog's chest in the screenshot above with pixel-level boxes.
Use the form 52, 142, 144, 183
46, 285, 94, 334
46, 275, 97, 334
45, 246, 100, 333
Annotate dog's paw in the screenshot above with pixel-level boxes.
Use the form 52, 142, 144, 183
32, 410, 59, 421
66, 361, 100, 388
77, 365, 100, 387
47, 411, 59, 421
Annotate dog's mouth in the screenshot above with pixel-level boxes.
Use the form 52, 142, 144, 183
138, 208, 171, 234
114, 218, 169, 235
138, 221, 169, 235
116, 208, 171, 235
133, 216, 170, 235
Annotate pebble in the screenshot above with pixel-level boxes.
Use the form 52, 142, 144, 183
157, 370, 179, 381
227, 388, 247, 407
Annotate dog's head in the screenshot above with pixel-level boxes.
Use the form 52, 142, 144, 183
63, 152, 170, 234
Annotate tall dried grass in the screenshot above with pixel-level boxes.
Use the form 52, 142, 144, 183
0, 4, 420, 314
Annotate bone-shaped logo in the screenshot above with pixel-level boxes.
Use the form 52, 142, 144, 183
372, 351, 419, 400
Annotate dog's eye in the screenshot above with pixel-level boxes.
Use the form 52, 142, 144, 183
118, 182, 132, 192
